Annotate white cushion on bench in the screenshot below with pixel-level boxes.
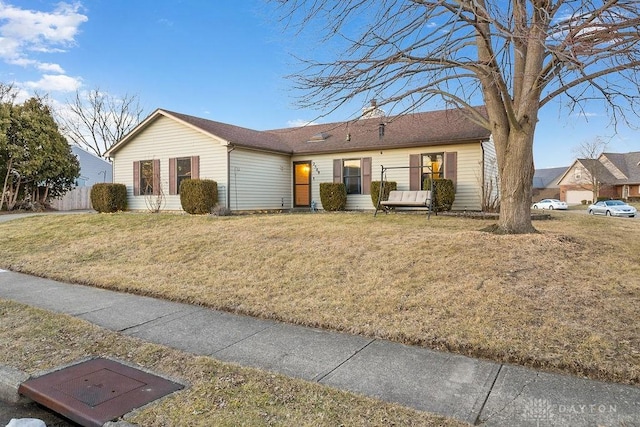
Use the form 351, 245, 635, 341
380, 190, 430, 206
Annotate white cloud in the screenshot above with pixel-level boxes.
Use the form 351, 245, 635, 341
37, 62, 65, 73
0, 2, 87, 46
25, 74, 81, 92
287, 119, 319, 127
0, 2, 87, 99
0, 33, 19, 57
0, 1, 87, 63
6, 56, 35, 67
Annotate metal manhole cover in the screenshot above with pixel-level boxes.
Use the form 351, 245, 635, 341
54, 368, 146, 407
18, 358, 184, 427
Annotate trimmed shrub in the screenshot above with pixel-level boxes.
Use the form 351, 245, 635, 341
370, 181, 397, 208
90, 183, 127, 213
423, 178, 455, 212
319, 183, 347, 211
180, 179, 218, 214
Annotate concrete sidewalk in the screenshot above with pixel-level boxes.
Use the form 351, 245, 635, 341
0, 270, 638, 426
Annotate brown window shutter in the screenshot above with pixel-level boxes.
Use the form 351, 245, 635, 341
333, 159, 342, 184
133, 161, 140, 196
362, 157, 372, 195
153, 159, 161, 195
169, 158, 177, 195
444, 152, 457, 188
409, 154, 420, 190
191, 156, 200, 179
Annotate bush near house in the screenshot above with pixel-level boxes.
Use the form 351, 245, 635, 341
180, 179, 218, 214
90, 183, 127, 213
424, 178, 455, 212
370, 181, 398, 209
319, 183, 347, 211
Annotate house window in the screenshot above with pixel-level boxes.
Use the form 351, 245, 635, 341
410, 152, 456, 191
169, 156, 200, 195
422, 153, 443, 178
139, 160, 155, 195
343, 159, 362, 194
333, 157, 372, 195
421, 153, 443, 189
176, 157, 192, 193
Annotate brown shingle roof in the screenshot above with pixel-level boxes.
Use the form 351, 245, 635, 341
164, 110, 293, 153
602, 151, 640, 184
108, 106, 490, 156
577, 159, 618, 184
266, 107, 490, 154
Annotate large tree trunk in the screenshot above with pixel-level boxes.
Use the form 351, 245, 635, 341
494, 129, 537, 234
6, 175, 21, 211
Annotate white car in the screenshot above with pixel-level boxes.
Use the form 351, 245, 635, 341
531, 199, 568, 210
587, 200, 637, 217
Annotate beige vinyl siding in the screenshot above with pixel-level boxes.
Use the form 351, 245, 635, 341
557, 163, 588, 186
228, 148, 292, 211
111, 116, 227, 211
293, 142, 485, 211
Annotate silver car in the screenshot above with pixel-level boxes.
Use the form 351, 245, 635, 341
587, 200, 637, 217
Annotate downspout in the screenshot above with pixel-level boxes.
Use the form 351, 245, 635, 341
226, 144, 235, 210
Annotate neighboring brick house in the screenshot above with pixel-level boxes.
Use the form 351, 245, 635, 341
557, 152, 640, 204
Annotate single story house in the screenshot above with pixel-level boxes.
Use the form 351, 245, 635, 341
557, 151, 640, 203
104, 107, 496, 212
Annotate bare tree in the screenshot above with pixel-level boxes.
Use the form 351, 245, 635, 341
572, 137, 609, 202
58, 88, 144, 158
0, 82, 17, 104
273, 0, 640, 233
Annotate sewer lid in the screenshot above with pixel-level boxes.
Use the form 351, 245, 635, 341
18, 358, 183, 427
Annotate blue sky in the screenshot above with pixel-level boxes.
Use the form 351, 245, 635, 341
0, 0, 638, 168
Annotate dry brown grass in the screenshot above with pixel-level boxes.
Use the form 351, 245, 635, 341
0, 211, 638, 385
0, 300, 461, 426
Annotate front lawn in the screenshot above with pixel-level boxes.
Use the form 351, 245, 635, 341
0, 211, 638, 385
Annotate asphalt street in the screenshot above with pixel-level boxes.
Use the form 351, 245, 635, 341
0, 400, 76, 426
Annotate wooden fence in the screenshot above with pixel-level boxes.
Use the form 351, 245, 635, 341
49, 187, 93, 211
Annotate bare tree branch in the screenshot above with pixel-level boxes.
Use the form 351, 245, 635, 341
57, 88, 145, 158
272, 0, 640, 233
572, 136, 610, 202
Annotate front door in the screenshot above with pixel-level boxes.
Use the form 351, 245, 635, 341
293, 161, 312, 207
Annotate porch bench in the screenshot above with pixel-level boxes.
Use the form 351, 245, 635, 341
380, 190, 430, 206
377, 190, 432, 216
